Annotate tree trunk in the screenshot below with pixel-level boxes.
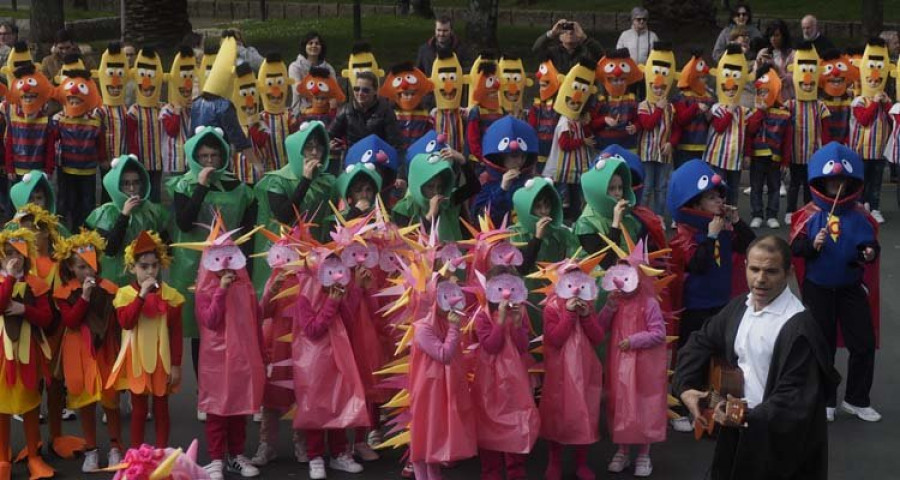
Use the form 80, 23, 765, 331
643, 0, 717, 50
30, 0, 65, 60
411, 0, 435, 18
124, 0, 192, 48
353, 0, 362, 40
862, 0, 884, 38
466, 0, 499, 51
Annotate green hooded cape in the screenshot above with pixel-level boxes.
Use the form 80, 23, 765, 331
166, 126, 255, 337
11, 170, 57, 213
391, 153, 462, 241
574, 157, 639, 247
335, 162, 383, 216
85, 155, 169, 286
251, 121, 336, 294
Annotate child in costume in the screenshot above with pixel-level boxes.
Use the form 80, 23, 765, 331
0, 228, 56, 480
536, 255, 605, 480
108, 231, 184, 447
472, 267, 540, 480
672, 50, 713, 169
159, 46, 196, 176
344, 134, 401, 208
575, 154, 640, 254
602, 144, 668, 250
392, 151, 480, 242
8, 170, 57, 215
635, 42, 677, 217
600, 243, 668, 477
471, 115, 539, 226
167, 127, 256, 396
5, 63, 56, 180
747, 64, 792, 229
52, 70, 104, 230
85, 154, 170, 287
849, 38, 893, 224
291, 253, 368, 479
819, 50, 858, 146
702, 45, 753, 205
231, 63, 269, 185
95, 42, 131, 204
527, 56, 562, 173
789, 142, 881, 423
783, 43, 832, 224
511, 177, 576, 272
53, 230, 124, 472
181, 219, 265, 480
544, 60, 597, 221
336, 158, 383, 221
258, 53, 295, 171
295, 66, 345, 127
380, 62, 434, 154
429, 50, 467, 154
466, 58, 504, 163
591, 49, 642, 151
498, 56, 532, 120
126, 47, 166, 202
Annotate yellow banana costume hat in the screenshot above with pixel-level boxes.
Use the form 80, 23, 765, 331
232, 63, 259, 126
341, 42, 385, 85
641, 41, 677, 104
96, 42, 128, 106
553, 59, 596, 120
859, 37, 891, 98
202, 35, 237, 98
168, 45, 196, 108
430, 49, 467, 110
498, 55, 532, 112
131, 47, 164, 107
258, 52, 292, 115
712, 44, 749, 106
789, 42, 820, 101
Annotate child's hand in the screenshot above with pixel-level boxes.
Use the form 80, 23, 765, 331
576, 300, 591, 317
198, 166, 216, 187
618, 338, 631, 351
427, 195, 446, 219
708, 216, 725, 237
328, 285, 345, 300
612, 199, 628, 228
725, 205, 739, 224
81, 277, 96, 300
3, 257, 23, 278
440, 147, 465, 164
329, 138, 346, 151
698, 102, 710, 113
139, 277, 158, 298
302, 158, 321, 180
355, 267, 373, 289
604, 115, 620, 127
863, 246, 876, 262
813, 228, 827, 251
447, 310, 461, 325
122, 196, 142, 216
395, 178, 408, 191
220, 270, 236, 289
168, 365, 182, 390
565, 297, 579, 312
501, 169, 520, 191
583, 137, 596, 147
4, 300, 24, 317
535, 216, 552, 239
625, 123, 637, 135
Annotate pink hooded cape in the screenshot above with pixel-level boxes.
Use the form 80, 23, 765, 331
195, 261, 266, 417
539, 295, 604, 445
344, 280, 391, 404
260, 270, 306, 410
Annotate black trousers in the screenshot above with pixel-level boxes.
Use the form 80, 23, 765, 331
58, 171, 96, 231
787, 164, 811, 214
802, 279, 875, 408
749, 156, 780, 219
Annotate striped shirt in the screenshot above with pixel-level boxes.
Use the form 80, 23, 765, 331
637, 101, 674, 164
528, 98, 559, 159
822, 96, 852, 145
99, 105, 128, 163
751, 107, 790, 161
849, 96, 891, 160
702, 104, 751, 172
546, 115, 593, 184
260, 110, 291, 171
785, 100, 830, 165
127, 104, 163, 171
883, 103, 900, 164
433, 108, 465, 154
673, 92, 714, 152
160, 104, 191, 173
54, 112, 104, 175
593, 94, 638, 151
233, 124, 267, 185
396, 109, 433, 152
6, 105, 52, 174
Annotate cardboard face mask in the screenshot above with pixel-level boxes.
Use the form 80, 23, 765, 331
677, 52, 711, 96
554, 62, 596, 119
437, 280, 466, 313
340, 243, 380, 269
819, 54, 858, 98
554, 268, 598, 301
341, 44, 385, 85
596, 52, 643, 97
498, 56, 532, 112
602, 263, 640, 293
297, 68, 346, 113
10, 65, 53, 115
267, 244, 300, 269
57, 73, 101, 117
489, 241, 523, 267
791, 47, 820, 101
98, 43, 128, 106
168, 47, 196, 108
714, 46, 749, 106
859, 41, 890, 98
202, 244, 247, 272
131, 49, 164, 107
536, 59, 562, 101
231, 64, 259, 126
380, 63, 433, 111
318, 256, 351, 287
472, 62, 500, 110
430, 52, 465, 110
485, 274, 528, 305
438, 243, 467, 272
258, 54, 291, 115
642, 47, 676, 104
754, 65, 782, 108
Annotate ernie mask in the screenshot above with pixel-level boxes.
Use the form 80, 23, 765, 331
472, 61, 500, 110
10, 63, 53, 116
554, 60, 595, 120
819, 51, 858, 98
713, 44, 749, 106
677, 50, 711, 96
754, 64, 782, 108
131, 47, 164, 107
430, 51, 466, 110
536, 57, 562, 102
297, 66, 345, 114
498, 56, 532, 113
596, 48, 643, 97
790, 44, 820, 101
380, 62, 433, 111
55, 70, 101, 117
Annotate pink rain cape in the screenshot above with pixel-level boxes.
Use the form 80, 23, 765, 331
260, 270, 308, 411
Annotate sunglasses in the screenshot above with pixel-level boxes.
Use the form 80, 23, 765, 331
736, 11, 749, 17
634, 17, 647, 22
353, 86, 373, 93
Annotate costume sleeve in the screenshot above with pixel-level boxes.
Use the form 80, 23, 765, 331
711, 109, 734, 133
557, 128, 585, 151
0, 277, 15, 310
674, 100, 700, 126
730, 220, 756, 254
451, 161, 481, 206
511, 320, 530, 353
474, 310, 505, 354
580, 311, 604, 345
818, 101, 832, 144
636, 104, 663, 131
578, 233, 604, 255
268, 178, 312, 225
298, 296, 340, 341
687, 236, 717, 274
627, 300, 666, 349
790, 231, 820, 260
414, 321, 461, 365
746, 109, 765, 139
527, 105, 539, 129
116, 295, 144, 330
518, 237, 542, 276
25, 292, 54, 328
103, 213, 131, 255
160, 108, 182, 137
852, 99, 879, 127
466, 108, 484, 161
58, 296, 89, 329
542, 303, 575, 348
672, 302, 731, 395
173, 186, 209, 232
597, 302, 617, 330
195, 287, 228, 331
168, 304, 183, 366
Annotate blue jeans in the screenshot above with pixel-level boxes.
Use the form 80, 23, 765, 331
642, 161, 672, 216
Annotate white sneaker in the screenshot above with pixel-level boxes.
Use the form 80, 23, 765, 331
101, 412, 107, 424
841, 401, 882, 422
227, 454, 261, 477
353, 441, 379, 462
366, 429, 382, 448
749, 217, 763, 228
309, 456, 327, 479
252, 411, 263, 423
61, 408, 77, 421
670, 416, 693, 433
871, 210, 885, 224
294, 438, 309, 463
108, 447, 123, 467
251, 442, 277, 466
766, 218, 780, 229
742, 186, 751, 195
864, 202, 871, 211
82, 448, 99, 472
826, 407, 835, 422
634, 454, 653, 477
784, 212, 792, 225
205, 459, 225, 480
607, 451, 630, 473
329, 452, 363, 473
197, 409, 207, 422
780, 184, 787, 197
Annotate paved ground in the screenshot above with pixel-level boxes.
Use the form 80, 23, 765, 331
7, 184, 900, 479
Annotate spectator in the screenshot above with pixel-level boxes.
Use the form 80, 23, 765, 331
532, 19, 603, 74
123, 42, 137, 67
122, 42, 139, 106
40, 28, 87, 82
615, 7, 659, 64
712, 3, 763, 63
222, 27, 264, 71
879, 30, 900, 62
328, 71, 403, 162
801, 15, 835, 53
415, 15, 471, 76
288, 31, 337, 117
0, 21, 18, 71
763, 20, 794, 74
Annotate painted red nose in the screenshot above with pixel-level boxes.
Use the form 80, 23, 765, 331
508, 140, 519, 151
712, 174, 722, 185
376, 150, 388, 163
833, 163, 843, 174
436, 133, 448, 144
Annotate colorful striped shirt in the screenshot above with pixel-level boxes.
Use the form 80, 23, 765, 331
527, 98, 559, 160
233, 124, 267, 185
822, 96, 851, 145
396, 109, 433, 153
637, 101, 674, 164
751, 107, 791, 162
883, 103, 900, 164
592, 94, 638, 151
6, 105, 53, 174
785, 99, 830, 165
260, 110, 291, 171
433, 108, 465, 154
545, 115, 593, 184
849, 96, 891, 160
127, 104, 163, 172
672, 92, 714, 152
466, 106, 504, 161
159, 104, 191, 173
99, 105, 128, 163
54, 112, 104, 175
702, 104, 751, 172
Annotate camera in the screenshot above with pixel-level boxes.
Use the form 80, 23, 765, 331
562, 22, 575, 31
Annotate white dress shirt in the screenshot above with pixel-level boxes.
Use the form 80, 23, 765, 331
734, 287, 806, 408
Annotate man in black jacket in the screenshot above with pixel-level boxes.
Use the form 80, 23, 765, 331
531, 19, 603, 74
674, 235, 839, 480
415, 15, 471, 77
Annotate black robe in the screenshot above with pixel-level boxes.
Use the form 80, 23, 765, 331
672, 295, 841, 480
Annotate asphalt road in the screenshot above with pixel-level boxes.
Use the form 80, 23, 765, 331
8, 185, 900, 479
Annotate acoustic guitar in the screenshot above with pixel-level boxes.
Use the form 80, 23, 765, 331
694, 356, 747, 440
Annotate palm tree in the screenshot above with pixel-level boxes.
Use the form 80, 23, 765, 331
125, 0, 192, 47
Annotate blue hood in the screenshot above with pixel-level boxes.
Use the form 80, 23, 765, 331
481, 115, 539, 172
667, 159, 727, 230
345, 134, 399, 173
808, 142, 864, 214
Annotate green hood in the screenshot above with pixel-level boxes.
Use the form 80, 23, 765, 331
408, 153, 455, 209
184, 126, 233, 188
580, 157, 634, 218
336, 162, 383, 202
10, 170, 56, 213
103, 154, 151, 211
285, 120, 330, 180
512, 177, 563, 234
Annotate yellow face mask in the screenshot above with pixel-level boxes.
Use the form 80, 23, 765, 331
713, 45, 749, 106
97, 43, 128, 107
430, 52, 466, 110
55, 54, 86, 85
859, 40, 890, 98
231, 63, 259, 127
257, 53, 291, 115
642, 46, 676, 104
553, 61, 595, 120
1, 41, 35, 79
498, 56, 532, 112
790, 46, 820, 101
131, 48, 164, 107
341, 43, 385, 86
168, 46, 196, 108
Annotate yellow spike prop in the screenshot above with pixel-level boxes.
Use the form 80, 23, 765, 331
271, 285, 300, 302
374, 363, 409, 376
382, 389, 410, 408
375, 430, 411, 450
276, 333, 293, 343
149, 448, 183, 480
394, 324, 414, 356
600, 234, 628, 260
